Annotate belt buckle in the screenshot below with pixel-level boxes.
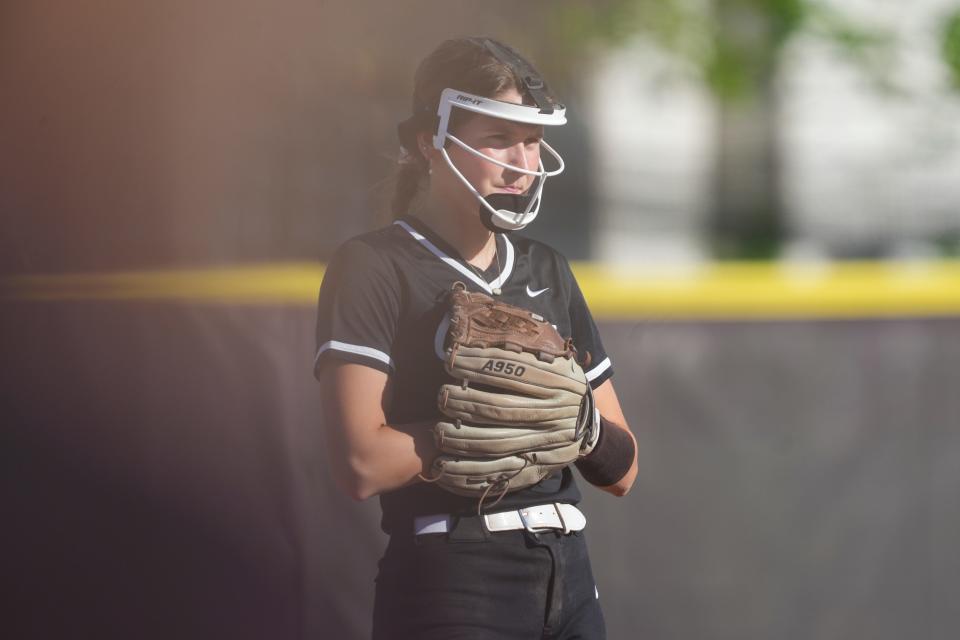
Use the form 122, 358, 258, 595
518, 504, 564, 533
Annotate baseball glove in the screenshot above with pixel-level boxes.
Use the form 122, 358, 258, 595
420, 282, 600, 512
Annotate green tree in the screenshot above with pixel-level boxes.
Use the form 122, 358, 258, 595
551, 0, 895, 259
943, 7, 960, 90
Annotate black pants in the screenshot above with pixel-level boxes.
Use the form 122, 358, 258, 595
372, 516, 606, 640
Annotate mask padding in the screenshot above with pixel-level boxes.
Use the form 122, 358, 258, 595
480, 193, 534, 232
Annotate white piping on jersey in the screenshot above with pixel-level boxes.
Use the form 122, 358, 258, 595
315, 340, 395, 370
394, 220, 515, 295
585, 356, 611, 382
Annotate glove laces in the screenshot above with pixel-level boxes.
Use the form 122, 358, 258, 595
418, 457, 533, 516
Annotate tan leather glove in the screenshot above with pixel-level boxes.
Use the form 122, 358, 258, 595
421, 283, 598, 511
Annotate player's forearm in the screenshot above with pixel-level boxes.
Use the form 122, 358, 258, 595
576, 417, 638, 497
344, 421, 438, 501
593, 425, 638, 496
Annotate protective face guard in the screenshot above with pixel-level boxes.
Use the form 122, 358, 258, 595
432, 87, 566, 232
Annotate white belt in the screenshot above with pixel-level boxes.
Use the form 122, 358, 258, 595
413, 503, 586, 536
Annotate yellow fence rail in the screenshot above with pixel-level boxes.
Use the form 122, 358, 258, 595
4, 260, 960, 319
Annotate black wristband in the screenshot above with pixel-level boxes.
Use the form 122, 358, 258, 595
574, 416, 635, 487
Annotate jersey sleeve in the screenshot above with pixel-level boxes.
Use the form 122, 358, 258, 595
560, 255, 613, 389
313, 239, 400, 379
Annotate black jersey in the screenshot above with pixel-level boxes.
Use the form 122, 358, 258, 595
313, 215, 614, 535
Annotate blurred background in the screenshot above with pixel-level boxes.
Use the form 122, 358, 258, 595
3, 1, 959, 638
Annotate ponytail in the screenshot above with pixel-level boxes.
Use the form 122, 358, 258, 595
391, 160, 426, 219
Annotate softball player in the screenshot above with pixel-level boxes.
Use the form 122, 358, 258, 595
314, 37, 638, 639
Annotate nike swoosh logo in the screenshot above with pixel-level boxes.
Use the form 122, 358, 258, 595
526, 285, 549, 297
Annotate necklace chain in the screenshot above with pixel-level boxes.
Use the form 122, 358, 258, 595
465, 235, 502, 295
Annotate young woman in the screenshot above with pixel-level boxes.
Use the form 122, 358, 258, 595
314, 37, 638, 640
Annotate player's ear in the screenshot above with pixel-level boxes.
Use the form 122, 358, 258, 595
416, 131, 440, 163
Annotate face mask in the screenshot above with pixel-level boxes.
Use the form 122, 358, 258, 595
398, 39, 568, 232
430, 89, 566, 231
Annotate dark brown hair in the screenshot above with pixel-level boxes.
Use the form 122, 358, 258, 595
391, 37, 555, 219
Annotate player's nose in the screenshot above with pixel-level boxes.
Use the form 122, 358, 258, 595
504, 141, 531, 171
